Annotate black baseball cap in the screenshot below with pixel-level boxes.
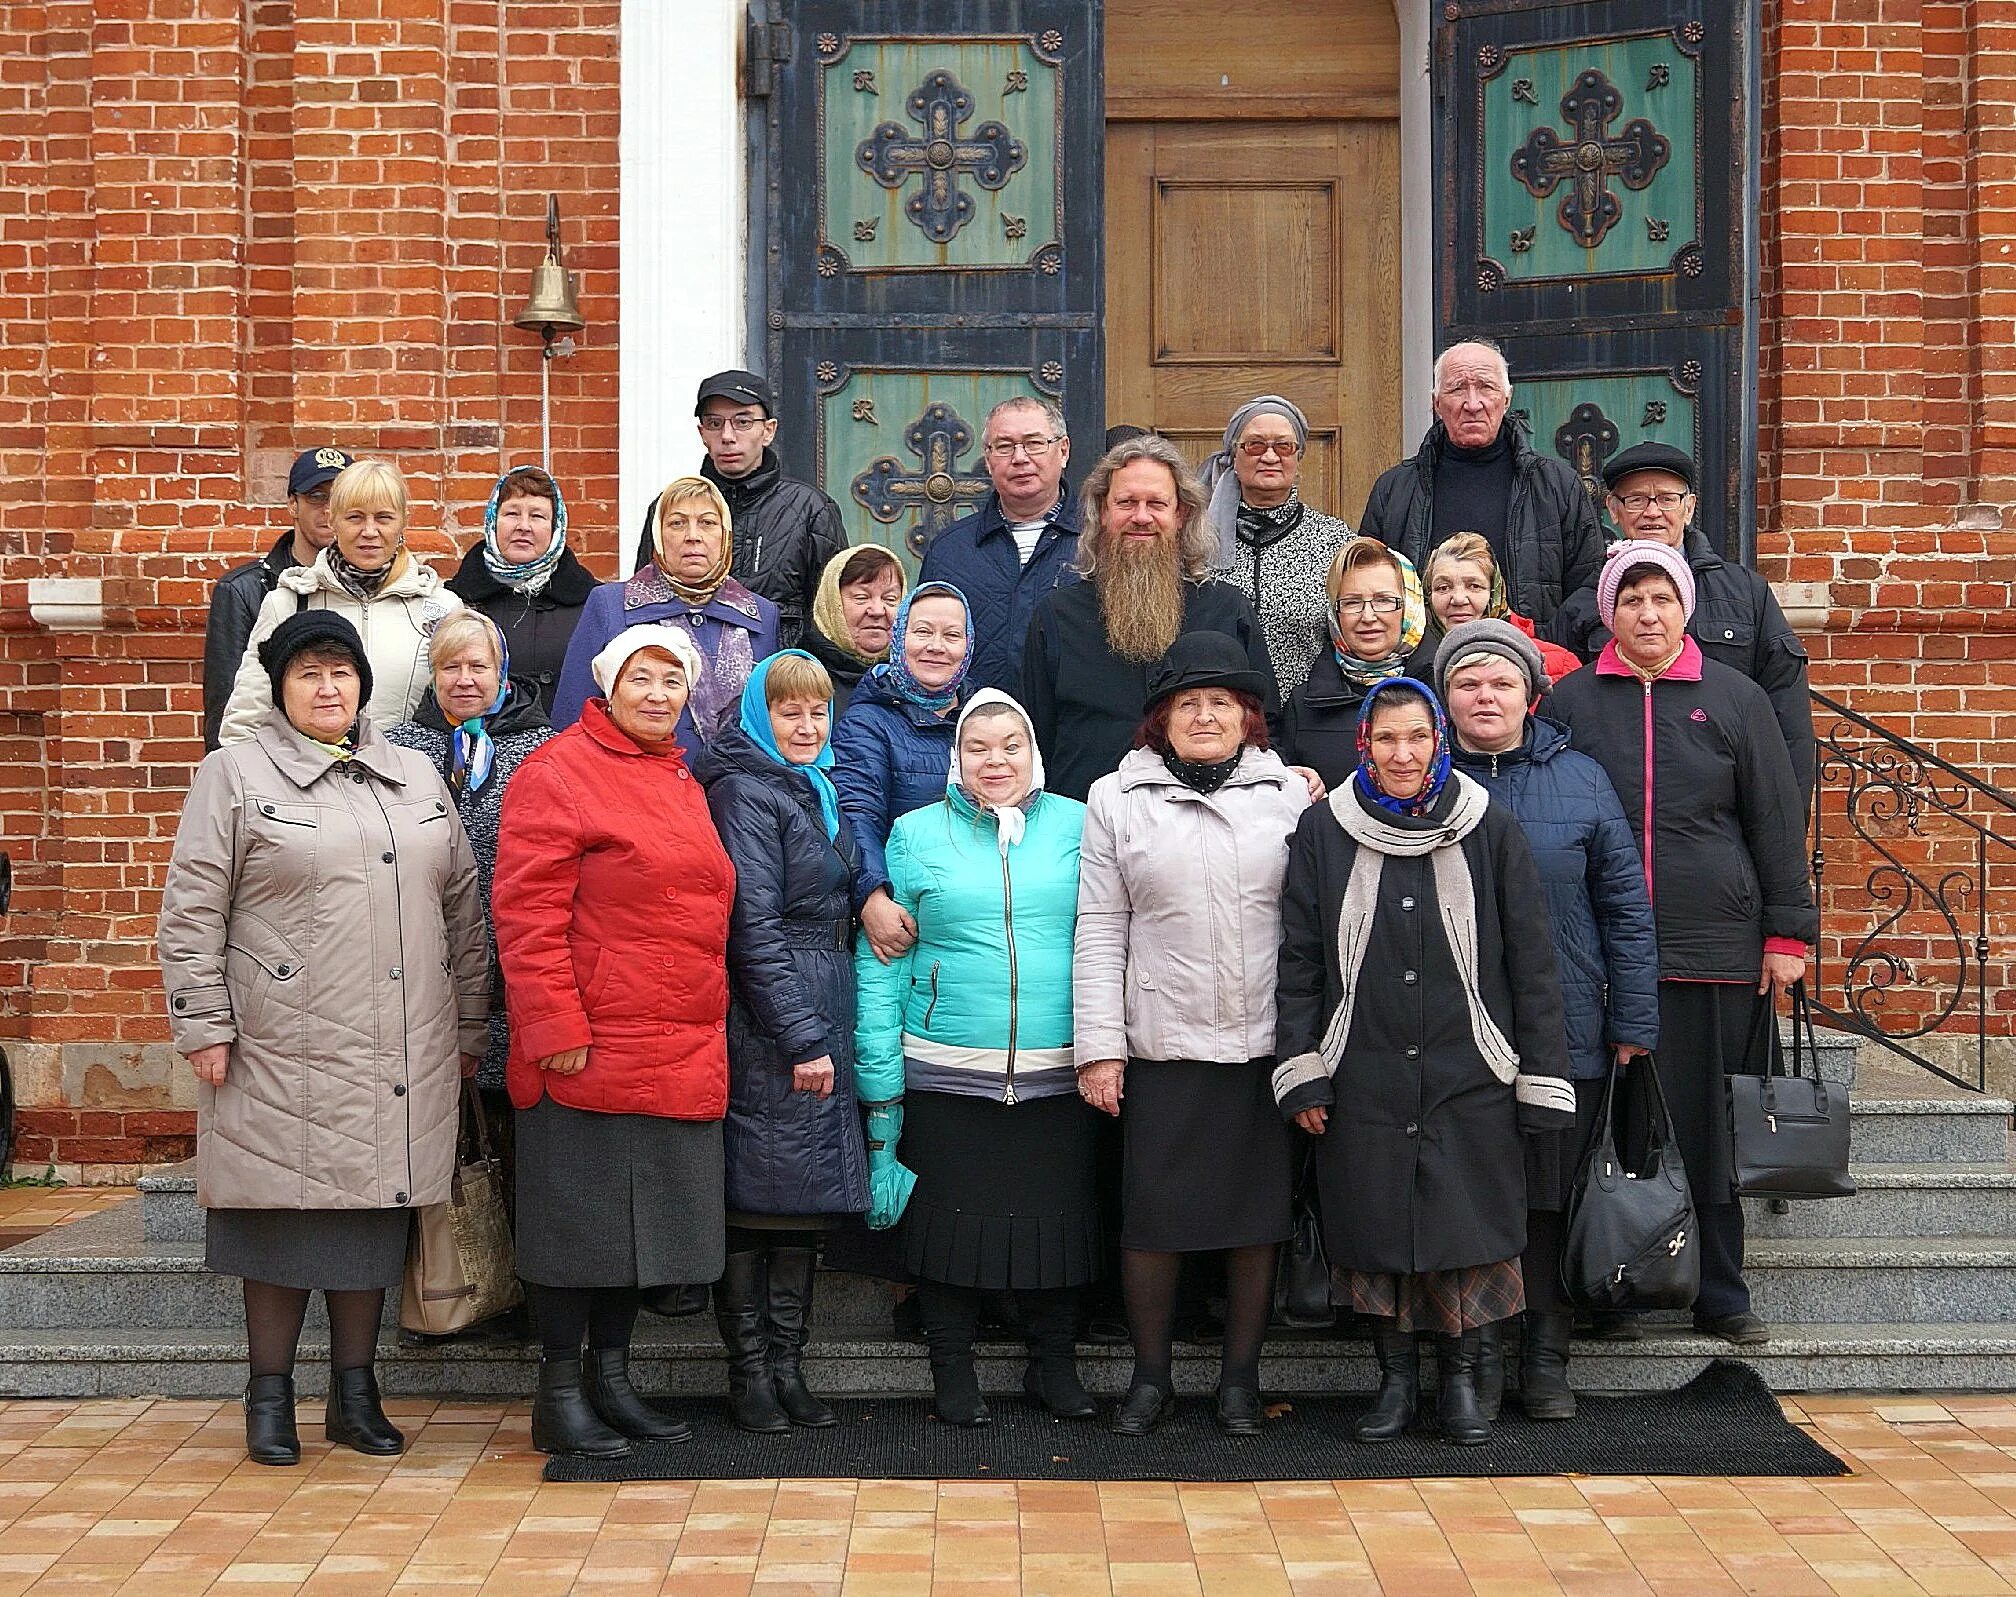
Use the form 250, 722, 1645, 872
288, 447, 354, 496
694, 370, 775, 417
1602, 442, 1696, 493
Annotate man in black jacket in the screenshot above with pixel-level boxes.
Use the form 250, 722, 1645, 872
631, 370, 846, 648
1359, 340, 1603, 629
1021, 433, 1279, 802
1554, 442, 1816, 801
199, 446, 352, 750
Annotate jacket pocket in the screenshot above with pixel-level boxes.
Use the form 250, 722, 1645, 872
250, 800, 318, 831
224, 910, 304, 981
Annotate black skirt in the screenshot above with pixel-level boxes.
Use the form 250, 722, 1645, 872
514, 1097, 727, 1290
1121, 1057, 1293, 1251
900, 1088, 1102, 1291
205, 1206, 409, 1292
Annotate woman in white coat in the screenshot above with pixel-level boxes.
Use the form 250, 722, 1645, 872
219, 459, 461, 744
1074, 631, 1310, 1436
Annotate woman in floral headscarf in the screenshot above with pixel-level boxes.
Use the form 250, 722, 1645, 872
1273, 675, 1574, 1450
446, 465, 597, 705
1419, 532, 1581, 693
1277, 536, 1432, 788
805, 543, 907, 717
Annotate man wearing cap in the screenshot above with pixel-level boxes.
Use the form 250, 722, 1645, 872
200, 447, 354, 750
1555, 441, 1814, 799
630, 370, 846, 649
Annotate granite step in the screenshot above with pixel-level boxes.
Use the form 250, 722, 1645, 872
1, 1321, 2012, 1400
136, 1162, 197, 1244
1746, 1164, 2016, 1239
1742, 1237, 2016, 1323
1848, 1098, 2012, 1164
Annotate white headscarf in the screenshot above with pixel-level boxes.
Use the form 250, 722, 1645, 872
946, 687, 1048, 853
589, 622, 705, 698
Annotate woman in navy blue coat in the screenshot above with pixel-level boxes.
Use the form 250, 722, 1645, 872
694, 650, 868, 1435
1437, 618, 1659, 1421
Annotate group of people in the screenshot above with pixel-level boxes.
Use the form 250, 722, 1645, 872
161, 340, 1817, 1467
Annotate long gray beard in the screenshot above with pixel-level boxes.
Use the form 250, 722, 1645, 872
1098, 540, 1185, 664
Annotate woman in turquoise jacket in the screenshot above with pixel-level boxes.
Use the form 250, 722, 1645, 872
855, 688, 1097, 1429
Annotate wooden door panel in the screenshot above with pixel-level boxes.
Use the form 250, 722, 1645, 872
1153, 180, 1339, 363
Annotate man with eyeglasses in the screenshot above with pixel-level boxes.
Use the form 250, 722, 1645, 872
200, 446, 352, 750
1359, 340, 1602, 631
919, 395, 1082, 693
630, 370, 846, 648
1556, 442, 1814, 798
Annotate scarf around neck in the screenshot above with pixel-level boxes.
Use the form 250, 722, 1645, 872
1162, 744, 1242, 794
1236, 495, 1307, 549
946, 687, 1047, 854
444, 617, 511, 795
651, 479, 735, 605
1331, 548, 1426, 688
1353, 676, 1453, 818
737, 650, 841, 840
479, 467, 568, 594
329, 544, 403, 600
873, 580, 973, 713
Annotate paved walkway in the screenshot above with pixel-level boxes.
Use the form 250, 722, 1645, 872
0, 1392, 2013, 1595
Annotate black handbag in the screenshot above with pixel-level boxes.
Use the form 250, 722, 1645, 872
1272, 1151, 1334, 1329
1561, 1053, 1701, 1312
1727, 982, 1855, 1200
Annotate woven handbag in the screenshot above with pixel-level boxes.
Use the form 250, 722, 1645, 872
400, 1082, 522, 1335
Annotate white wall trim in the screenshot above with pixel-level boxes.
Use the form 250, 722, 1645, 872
1396, 0, 1434, 442
620, 0, 748, 565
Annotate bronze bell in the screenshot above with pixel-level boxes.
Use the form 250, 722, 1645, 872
514, 249, 583, 334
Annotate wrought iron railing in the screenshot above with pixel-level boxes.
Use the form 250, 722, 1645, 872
1809, 690, 2016, 1092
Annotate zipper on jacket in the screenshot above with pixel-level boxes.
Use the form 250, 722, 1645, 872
1639, 680, 1656, 903
1000, 852, 1019, 1105
922, 960, 942, 1028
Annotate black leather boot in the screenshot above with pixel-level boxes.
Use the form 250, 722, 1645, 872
1019, 1289, 1095, 1420
244, 1374, 299, 1466
715, 1251, 789, 1433
1355, 1324, 1419, 1442
584, 1346, 691, 1443
1476, 1320, 1505, 1422
324, 1366, 404, 1456
531, 1353, 631, 1459
919, 1283, 990, 1427
1436, 1332, 1491, 1446
1519, 1312, 1578, 1420
765, 1247, 837, 1428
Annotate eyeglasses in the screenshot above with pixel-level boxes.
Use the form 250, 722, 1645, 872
1237, 438, 1300, 459
700, 412, 770, 435
982, 435, 1062, 460
1336, 595, 1403, 617
1612, 491, 1691, 511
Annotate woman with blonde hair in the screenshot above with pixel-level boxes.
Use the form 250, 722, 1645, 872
549, 475, 780, 748
219, 458, 463, 744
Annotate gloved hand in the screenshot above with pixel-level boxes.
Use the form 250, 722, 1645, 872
865, 1101, 917, 1230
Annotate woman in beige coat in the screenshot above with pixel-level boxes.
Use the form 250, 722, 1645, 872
160, 610, 489, 1467
1074, 632, 1310, 1437
217, 458, 462, 746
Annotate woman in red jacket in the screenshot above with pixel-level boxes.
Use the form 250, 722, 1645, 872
494, 622, 736, 1460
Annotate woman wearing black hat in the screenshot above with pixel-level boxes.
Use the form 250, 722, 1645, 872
1075, 632, 1310, 1436
159, 611, 490, 1467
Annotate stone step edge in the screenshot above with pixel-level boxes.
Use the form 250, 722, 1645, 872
1853, 1098, 2014, 1115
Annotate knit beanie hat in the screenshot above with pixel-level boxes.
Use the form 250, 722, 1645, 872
590, 622, 705, 698
258, 609, 374, 704
1433, 616, 1547, 700
1595, 539, 1697, 629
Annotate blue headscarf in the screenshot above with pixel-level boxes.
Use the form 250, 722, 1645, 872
738, 650, 842, 840
1354, 676, 1453, 819
870, 580, 973, 713
448, 614, 512, 796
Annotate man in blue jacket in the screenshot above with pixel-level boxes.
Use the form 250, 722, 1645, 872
919, 396, 1080, 693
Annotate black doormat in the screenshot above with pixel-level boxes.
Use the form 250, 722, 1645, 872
542, 1359, 1847, 1483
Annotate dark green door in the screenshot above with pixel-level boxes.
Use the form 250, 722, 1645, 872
758, 1, 1103, 570
1435, 1, 1754, 558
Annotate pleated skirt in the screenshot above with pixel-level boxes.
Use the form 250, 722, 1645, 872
1121, 1057, 1293, 1251
205, 1206, 409, 1292
900, 1088, 1102, 1291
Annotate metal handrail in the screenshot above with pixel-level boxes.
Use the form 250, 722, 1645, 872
1808, 690, 2016, 1092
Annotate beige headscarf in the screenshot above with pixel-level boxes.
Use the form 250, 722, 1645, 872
810, 544, 907, 666
651, 476, 735, 604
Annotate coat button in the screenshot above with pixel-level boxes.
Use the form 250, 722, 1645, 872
393, 1083, 406, 1097
1403, 970, 1417, 985
382, 852, 395, 864
717, 891, 729, 904
716, 1020, 726, 1032
1405, 1046, 1420, 1060
394, 1191, 408, 1205
260, 804, 275, 816
389, 967, 402, 980
276, 965, 292, 978
1723, 628, 1735, 640
663, 888, 678, 901
172, 996, 186, 1011
1400, 896, 1416, 911
351, 770, 366, 784
1405, 1121, 1419, 1137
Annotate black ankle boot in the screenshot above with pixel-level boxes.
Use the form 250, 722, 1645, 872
1475, 1319, 1505, 1422
324, 1366, 404, 1456
532, 1353, 632, 1459
920, 1285, 990, 1426
1019, 1291, 1094, 1419
715, 1251, 789, 1433
584, 1346, 691, 1443
1436, 1332, 1491, 1446
244, 1374, 299, 1466
1355, 1326, 1419, 1442
1519, 1312, 1577, 1421
765, 1247, 836, 1428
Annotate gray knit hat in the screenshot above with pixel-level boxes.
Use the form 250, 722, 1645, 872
1433, 617, 1547, 700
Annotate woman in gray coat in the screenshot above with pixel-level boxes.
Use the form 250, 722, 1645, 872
159, 610, 489, 1467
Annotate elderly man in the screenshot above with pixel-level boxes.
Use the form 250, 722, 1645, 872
631, 370, 846, 648
1020, 433, 1277, 802
1359, 340, 1602, 629
920, 395, 1082, 693
200, 446, 353, 751
1557, 441, 1815, 799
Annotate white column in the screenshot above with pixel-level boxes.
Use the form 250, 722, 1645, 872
1396, 0, 1434, 435
620, 0, 747, 564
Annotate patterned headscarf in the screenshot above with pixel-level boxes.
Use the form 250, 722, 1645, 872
479, 466, 568, 593
1331, 546, 1427, 689
810, 544, 906, 667
1354, 676, 1454, 819
870, 580, 973, 713
651, 476, 736, 605
445, 613, 511, 795
738, 650, 841, 840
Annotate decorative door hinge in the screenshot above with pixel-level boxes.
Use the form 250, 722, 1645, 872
744, 19, 792, 99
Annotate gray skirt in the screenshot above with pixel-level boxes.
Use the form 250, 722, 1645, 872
205, 1206, 410, 1292
514, 1096, 727, 1290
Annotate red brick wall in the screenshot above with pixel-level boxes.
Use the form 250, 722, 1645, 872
0, 2, 623, 1176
